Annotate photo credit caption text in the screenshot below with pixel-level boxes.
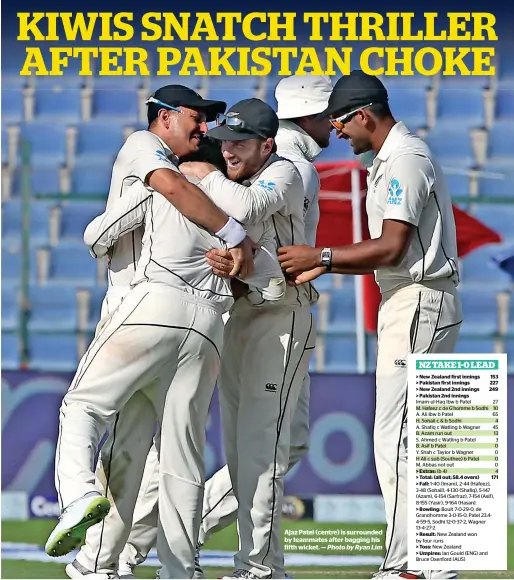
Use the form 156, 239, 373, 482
17, 12, 498, 76
283, 528, 384, 552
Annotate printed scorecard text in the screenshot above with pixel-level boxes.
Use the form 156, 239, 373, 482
408, 354, 507, 570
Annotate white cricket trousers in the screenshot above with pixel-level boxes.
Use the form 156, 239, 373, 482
375, 280, 462, 578
221, 301, 315, 578
117, 373, 311, 577
54, 281, 224, 579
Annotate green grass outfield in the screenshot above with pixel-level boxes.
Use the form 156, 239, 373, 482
2, 520, 514, 579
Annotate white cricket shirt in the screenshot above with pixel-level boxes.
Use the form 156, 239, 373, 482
85, 130, 233, 313
275, 120, 322, 247
199, 154, 317, 308
366, 122, 460, 294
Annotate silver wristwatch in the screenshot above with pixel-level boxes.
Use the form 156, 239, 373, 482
320, 247, 332, 271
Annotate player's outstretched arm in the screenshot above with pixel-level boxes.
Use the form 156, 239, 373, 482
84, 188, 150, 258
181, 160, 296, 226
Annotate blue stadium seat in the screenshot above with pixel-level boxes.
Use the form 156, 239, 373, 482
459, 244, 513, 289
2, 126, 8, 164
380, 74, 432, 90
30, 167, 62, 196
454, 336, 499, 355
75, 122, 125, 167
149, 75, 202, 93
34, 88, 82, 122
93, 76, 144, 91
1, 89, 24, 123
458, 287, 498, 336
2, 248, 22, 283
478, 169, 514, 199
495, 89, 514, 122
486, 124, 514, 165
71, 165, 112, 197
323, 335, 358, 372
509, 299, 514, 336
2, 287, 19, 331
387, 88, 427, 130
28, 333, 78, 371
326, 288, 356, 333
436, 88, 485, 129
92, 89, 139, 121
2, 332, 20, 370
28, 285, 78, 332
3, 75, 29, 90
438, 74, 490, 90
59, 201, 105, 243
497, 53, 514, 88
48, 243, 99, 287
311, 274, 338, 293
1, 200, 52, 249
444, 173, 471, 197
19, 122, 68, 167
205, 77, 259, 105
1, 247, 40, 286
34, 72, 88, 90
87, 286, 108, 331
506, 339, 514, 372
424, 128, 475, 169
367, 333, 378, 372
471, 204, 514, 242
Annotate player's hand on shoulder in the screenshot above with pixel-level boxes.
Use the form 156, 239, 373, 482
180, 161, 217, 180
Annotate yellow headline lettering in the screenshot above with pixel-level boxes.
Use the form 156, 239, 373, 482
17, 12, 134, 41
20, 47, 150, 76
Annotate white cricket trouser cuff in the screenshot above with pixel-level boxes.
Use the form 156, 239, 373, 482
374, 280, 462, 578
221, 303, 315, 578
55, 282, 224, 578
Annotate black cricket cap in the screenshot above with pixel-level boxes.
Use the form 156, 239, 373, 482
207, 98, 279, 142
148, 85, 226, 122
322, 70, 389, 118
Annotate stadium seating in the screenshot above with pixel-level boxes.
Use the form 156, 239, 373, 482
2, 44, 514, 372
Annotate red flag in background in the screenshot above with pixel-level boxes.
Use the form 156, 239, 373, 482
314, 162, 502, 333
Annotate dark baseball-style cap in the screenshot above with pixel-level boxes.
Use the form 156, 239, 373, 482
322, 70, 389, 118
207, 98, 279, 141
146, 85, 226, 122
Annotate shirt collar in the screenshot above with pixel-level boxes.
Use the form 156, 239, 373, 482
153, 132, 180, 166
241, 153, 279, 186
375, 121, 410, 163
275, 120, 322, 162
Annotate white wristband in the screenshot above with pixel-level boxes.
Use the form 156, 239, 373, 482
215, 217, 246, 249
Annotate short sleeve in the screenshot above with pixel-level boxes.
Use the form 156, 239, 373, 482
125, 131, 179, 184
382, 153, 435, 227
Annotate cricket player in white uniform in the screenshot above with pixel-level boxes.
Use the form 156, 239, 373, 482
278, 71, 462, 580
44, 85, 262, 578
174, 98, 316, 579
64, 135, 286, 580
114, 76, 335, 580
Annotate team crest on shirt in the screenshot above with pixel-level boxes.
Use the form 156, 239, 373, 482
387, 179, 403, 205
303, 197, 310, 216
155, 149, 170, 163
257, 179, 276, 192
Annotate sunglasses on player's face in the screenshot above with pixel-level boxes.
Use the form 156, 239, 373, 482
329, 103, 373, 131
215, 113, 267, 139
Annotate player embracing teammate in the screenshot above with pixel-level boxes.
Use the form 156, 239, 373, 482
45, 73, 462, 580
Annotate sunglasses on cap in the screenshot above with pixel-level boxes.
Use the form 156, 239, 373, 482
215, 112, 268, 139
146, 96, 207, 124
329, 103, 373, 131
145, 96, 182, 113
